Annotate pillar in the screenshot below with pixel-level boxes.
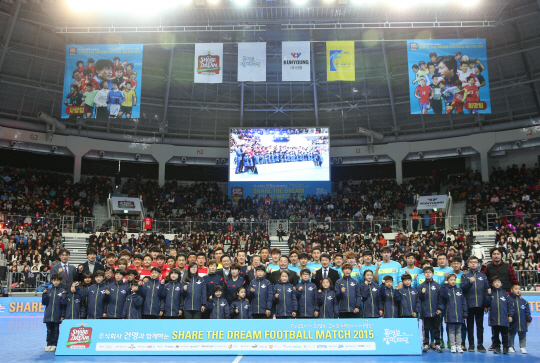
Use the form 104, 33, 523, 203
73, 153, 83, 183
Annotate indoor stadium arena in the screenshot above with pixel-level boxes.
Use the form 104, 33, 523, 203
1, 0, 540, 362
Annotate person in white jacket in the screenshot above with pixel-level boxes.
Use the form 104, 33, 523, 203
471, 241, 485, 265
94, 80, 110, 118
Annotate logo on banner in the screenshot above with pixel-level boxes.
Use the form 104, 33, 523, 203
65, 106, 87, 116
329, 50, 353, 73
118, 200, 136, 209
69, 47, 77, 55
428, 198, 437, 202
240, 56, 261, 68
67, 325, 93, 349
197, 52, 221, 75
409, 42, 418, 50
231, 187, 244, 198
465, 101, 488, 111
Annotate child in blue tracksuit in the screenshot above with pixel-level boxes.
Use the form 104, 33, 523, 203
419, 266, 443, 353
296, 268, 318, 318
61, 281, 87, 320
461, 256, 488, 352
378, 275, 401, 318
508, 283, 532, 353
105, 269, 130, 319
360, 269, 380, 318
485, 277, 514, 354
182, 262, 207, 319
335, 264, 361, 318
230, 286, 252, 319
273, 270, 298, 319
398, 274, 421, 318
139, 267, 164, 319
123, 281, 144, 319
86, 270, 107, 319
247, 265, 273, 319
318, 278, 339, 319
159, 268, 185, 318
206, 285, 230, 319
42, 273, 65, 352
439, 274, 468, 353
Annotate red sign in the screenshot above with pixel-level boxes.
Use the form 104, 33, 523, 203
464, 101, 487, 111
197, 149, 204, 155
118, 200, 136, 209
231, 187, 244, 198
69, 47, 77, 55
410, 42, 418, 50
67, 325, 92, 349
197, 54, 221, 75
65, 106, 87, 115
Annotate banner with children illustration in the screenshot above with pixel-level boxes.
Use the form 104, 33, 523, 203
56, 318, 421, 356
62, 44, 143, 119
407, 39, 491, 115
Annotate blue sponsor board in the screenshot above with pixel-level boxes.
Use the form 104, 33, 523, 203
56, 318, 421, 356
0, 297, 44, 317
229, 181, 331, 201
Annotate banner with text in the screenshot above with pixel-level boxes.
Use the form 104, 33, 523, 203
229, 181, 331, 201
407, 39, 491, 115
282, 41, 311, 82
0, 297, 44, 317
326, 41, 355, 81
417, 195, 448, 210
238, 42, 266, 82
110, 197, 142, 213
62, 44, 143, 119
194, 43, 223, 83
56, 318, 421, 356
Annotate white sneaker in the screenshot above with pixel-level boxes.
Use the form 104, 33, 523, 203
457, 347, 464, 353
520, 348, 527, 354
51, 346, 56, 351
451, 346, 457, 353
45, 346, 51, 352
508, 347, 515, 353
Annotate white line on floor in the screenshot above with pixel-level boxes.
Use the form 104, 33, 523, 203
232, 355, 243, 363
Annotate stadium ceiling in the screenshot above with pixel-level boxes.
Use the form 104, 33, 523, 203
0, 0, 538, 147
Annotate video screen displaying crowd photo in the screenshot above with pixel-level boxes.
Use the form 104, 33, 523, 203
229, 128, 330, 182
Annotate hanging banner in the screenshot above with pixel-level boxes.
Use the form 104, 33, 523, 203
110, 197, 142, 213
62, 44, 143, 119
282, 41, 311, 82
194, 43, 223, 83
326, 41, 355, 81
407, 39, 491, 115
417, 195, 448, 210
237, 42, 266, 82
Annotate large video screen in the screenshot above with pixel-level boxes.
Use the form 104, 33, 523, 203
229, 128, 330, 182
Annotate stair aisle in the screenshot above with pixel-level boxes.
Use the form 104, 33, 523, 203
62, 235, 90, 265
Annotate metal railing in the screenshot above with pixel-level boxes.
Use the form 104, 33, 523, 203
515, 270, 540, 289
491, 213, 540, 229
6, 271, 50, 294
0, 214, 62, 229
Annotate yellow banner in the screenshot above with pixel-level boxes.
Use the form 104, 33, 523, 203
326, 41, 355, 81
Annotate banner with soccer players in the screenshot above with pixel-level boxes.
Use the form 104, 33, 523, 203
62, 44, 143, 119
238, 42, 267, 82
326, 41, 355, 82
282, 41, 311, 82
194, 43, 223, 84
407, 39, 491, 115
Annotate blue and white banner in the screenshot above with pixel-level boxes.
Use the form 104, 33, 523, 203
56, 318, 421, 356
282, 41, 311, 82
62, 44, 143, 119
407, 39, 490, 115
230, 181, 331, 201
0, 297, 44, 317
238, 42, 266, 82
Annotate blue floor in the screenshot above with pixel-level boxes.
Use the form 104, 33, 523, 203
2, 317, 539, 363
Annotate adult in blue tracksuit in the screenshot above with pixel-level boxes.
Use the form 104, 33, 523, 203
273, 276, 298, 318
231, 298, 253, 319
61, 283, 87, 319
42, 274, 65, 350
296, 277, 318, 318
398, 283, 421, 318
159, 277, 185, 318
183, 269, 207, 319
439, 283, 468, 351
86, 274, 108, 319
360, 280, 380, 318
139, 269, 163, 318
206, 288, 230, 319
225, 275, 245, 305
105, 276, 130, 319
317, 286, 339, 319
461, 257, 488, 351
485, 282, 514, 353
122, 284, 144, 319
418, 267, 443, 351
378, 280, 401, 318
247, 266, 273, 318
235, 147, 244, 174
203, 269, 225, 300
508, 288, 532, 352
335, 269, 362, 318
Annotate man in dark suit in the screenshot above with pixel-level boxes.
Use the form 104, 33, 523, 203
49, 248, 80, 290
246, 255, 264, 285
269, 256, 299, 286
77, 247, 105, 277
312, 253, 340, 290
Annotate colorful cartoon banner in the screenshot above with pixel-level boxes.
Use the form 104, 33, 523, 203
194, 43, 223, 83
407, 39, 491, 115
282, 41, 311, 82
56, 318, 421, 356
62, 44, 143, 119
238, 42, 266, 82
326, 41, 355, 81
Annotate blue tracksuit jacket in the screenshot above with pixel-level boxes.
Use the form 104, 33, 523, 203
182, 276, 207, 312
61, 286, 87, 319
273, 282, 298, 318
225, 277, 245, 305
206, 296, 230, 319
122, 291, 143, 319
335, 276, 361, 313
439, 285, 468, 323
295, 281, 318, 318
508, 294, 532, 332
418, 279, 442, 318
203, 273, 225, 299
247, 277, 273, 315
360, 281, 380, 318
317, 289, 339, 318
86, 282, 107, 319
398, 285, 421, 317
42, 285, 65, 323
461, 269, 489, 309
485, 287, 514, 327
230, 299, 253, 319
378, 285, 401, 318
140, 279, 163, 316
105, 281, 130, 318
159, 281, 185, 317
